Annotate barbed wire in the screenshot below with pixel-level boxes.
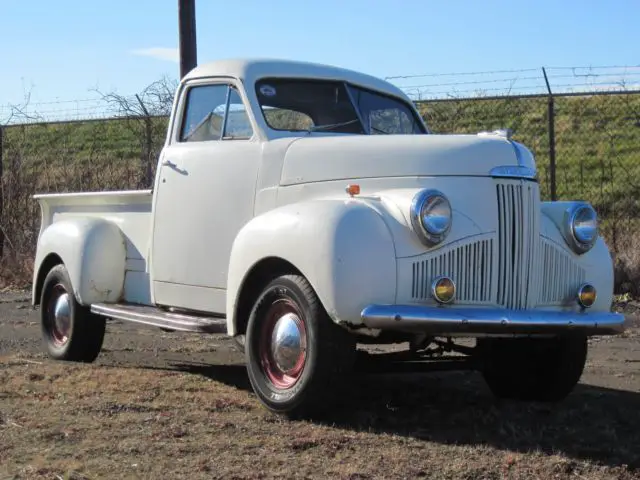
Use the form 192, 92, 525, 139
2, 64, 640, 125
390, 65, 640, 100
384, 67, 540, 80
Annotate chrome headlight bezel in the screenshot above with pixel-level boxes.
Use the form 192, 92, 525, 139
565, 203, 598, 254
410, 189, 452, 247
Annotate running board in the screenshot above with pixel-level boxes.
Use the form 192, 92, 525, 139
91, 303, 227, 334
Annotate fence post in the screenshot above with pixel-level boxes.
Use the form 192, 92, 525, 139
0, 124, 4, 258
542, 67, 557, 201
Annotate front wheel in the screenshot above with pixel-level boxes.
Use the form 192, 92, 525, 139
40, 264, 106, 362
245, 274, 356, 418
478, 334, 588, 402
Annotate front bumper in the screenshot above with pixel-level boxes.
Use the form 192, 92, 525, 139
360, 305, 626, 336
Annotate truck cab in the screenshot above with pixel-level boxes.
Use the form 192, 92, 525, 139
31, 58, 625, 417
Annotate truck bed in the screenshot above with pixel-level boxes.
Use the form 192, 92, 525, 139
34, 189, 154, 304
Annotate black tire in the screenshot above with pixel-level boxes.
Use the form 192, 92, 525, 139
40, 264, 106, 363
244, 274, 356, 418
478, 334, 588, 402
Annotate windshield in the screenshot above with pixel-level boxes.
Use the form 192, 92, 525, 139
254, 78, 426, 135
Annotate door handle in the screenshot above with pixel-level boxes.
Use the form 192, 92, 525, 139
161, 159, 187, 176
162, 159, 177, 168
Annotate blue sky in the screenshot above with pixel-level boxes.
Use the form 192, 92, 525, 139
1, 0, 639, 112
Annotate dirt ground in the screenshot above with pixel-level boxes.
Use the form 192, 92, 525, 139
1, 291, 639, 480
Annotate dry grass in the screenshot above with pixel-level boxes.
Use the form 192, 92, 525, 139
1, 346, 640, 480
0, 297, 639, 479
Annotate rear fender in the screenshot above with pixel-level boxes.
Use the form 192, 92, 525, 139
226, 198, 397, 335
32, 218, 127, 305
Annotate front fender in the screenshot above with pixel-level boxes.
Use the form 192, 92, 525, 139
539, 211, 614, 312
32, 218, 127, 305
226, 198, 397, 335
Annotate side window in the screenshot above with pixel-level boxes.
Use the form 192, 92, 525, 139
223, 88, 254, 139
180, 84, 229, 142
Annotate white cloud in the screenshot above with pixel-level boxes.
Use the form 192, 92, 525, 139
131, 47, 179, 63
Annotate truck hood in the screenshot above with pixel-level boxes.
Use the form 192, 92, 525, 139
280, 133, 530, 185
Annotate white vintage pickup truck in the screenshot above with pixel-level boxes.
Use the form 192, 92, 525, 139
32, 58, 625, 417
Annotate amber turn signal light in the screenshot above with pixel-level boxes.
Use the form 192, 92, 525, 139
577, 283, 597, 308
431, 276, 456, 304
345, 184, 360, 196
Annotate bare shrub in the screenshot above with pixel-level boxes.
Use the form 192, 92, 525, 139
0, 122, 144, 288
613, 249, 640, 297
0, 252, 33, 289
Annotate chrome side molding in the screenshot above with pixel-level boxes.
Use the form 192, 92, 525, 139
489, 165, 537, 179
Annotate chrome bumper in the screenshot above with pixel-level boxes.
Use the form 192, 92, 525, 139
360, 305, 626, 336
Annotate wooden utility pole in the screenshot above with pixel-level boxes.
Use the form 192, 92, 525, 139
178, 0, 197, 79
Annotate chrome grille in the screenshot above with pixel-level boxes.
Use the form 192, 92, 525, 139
411, 239, 493, 303
495, 180, 539, 309
535, 238, 586, 305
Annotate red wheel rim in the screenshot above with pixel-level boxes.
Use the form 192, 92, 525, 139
46, 284, 71, 347
258, 298, 307, 389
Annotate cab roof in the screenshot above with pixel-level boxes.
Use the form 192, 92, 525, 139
182, 58, 411, 102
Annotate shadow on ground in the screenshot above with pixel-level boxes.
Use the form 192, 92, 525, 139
154, 357, 639, 472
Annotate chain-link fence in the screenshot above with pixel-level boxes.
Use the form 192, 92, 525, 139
1, 89, 639, 290
419, 91, 640, 258
418, 95, 552, 195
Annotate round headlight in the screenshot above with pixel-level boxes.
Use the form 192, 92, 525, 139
568, 204, 598, 253
410, 189, 452, 246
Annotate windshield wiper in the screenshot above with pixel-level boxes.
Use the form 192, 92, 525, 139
307, 118, 361, 133
370, 125, 391, 134
183, 111, 213, 141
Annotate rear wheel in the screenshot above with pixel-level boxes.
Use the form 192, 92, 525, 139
40, 264, 106, 362
245, 274, 356, 418
478, 335, 588, 402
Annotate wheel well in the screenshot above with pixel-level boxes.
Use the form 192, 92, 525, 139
34, 254, 63, 306
234, 257, 302, 336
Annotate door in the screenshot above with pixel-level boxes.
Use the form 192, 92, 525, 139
150, 80, 261, 313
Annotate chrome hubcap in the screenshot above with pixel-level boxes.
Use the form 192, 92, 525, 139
54, 293, 71, 333
259, 298, 308, 389
48, 287, 71, 346
270, 312, 304, 374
